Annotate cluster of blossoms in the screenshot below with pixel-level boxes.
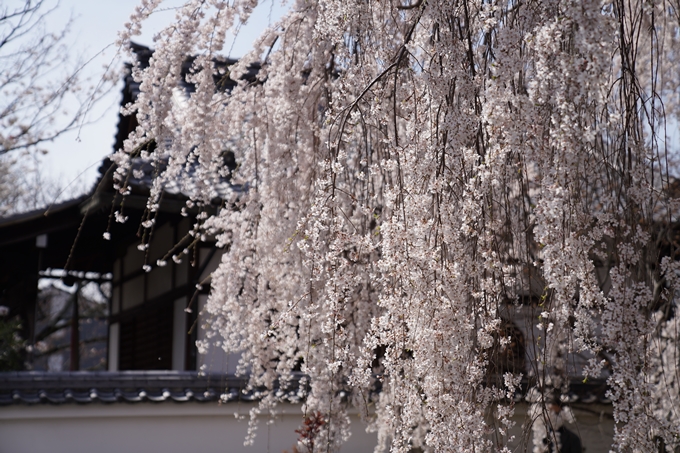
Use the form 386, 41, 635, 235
113, 0, 680, 451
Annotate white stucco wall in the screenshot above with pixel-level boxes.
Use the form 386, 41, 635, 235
0, 402, 378, 453
0, 401, 615, 452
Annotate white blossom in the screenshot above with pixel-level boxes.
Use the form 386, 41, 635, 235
117, 0, 680, 450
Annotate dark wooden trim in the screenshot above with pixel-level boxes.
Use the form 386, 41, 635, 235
186, 243, 198, 371
85, 193, 200, 216
170, 222, 176, 290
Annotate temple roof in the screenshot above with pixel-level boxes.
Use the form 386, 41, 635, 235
0, 371, 611, 407
0, 371, 305, 406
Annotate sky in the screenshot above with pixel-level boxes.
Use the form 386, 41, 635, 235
30, 0, 286, 198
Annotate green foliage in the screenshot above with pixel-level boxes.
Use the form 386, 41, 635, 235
0, 316, 25, 371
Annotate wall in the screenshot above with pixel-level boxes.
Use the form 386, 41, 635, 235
0, 402, 379, 453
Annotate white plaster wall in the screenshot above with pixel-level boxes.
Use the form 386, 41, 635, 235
0, 403, 378, 453
108, 322, 120, 371
197, 294, 241, 374
0, 400, 614, 452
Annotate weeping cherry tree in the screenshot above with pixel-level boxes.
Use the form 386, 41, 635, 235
112, 0, 680, 451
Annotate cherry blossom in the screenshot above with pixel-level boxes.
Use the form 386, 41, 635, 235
116, 0, 680, 451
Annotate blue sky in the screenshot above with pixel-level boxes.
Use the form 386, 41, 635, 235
32, 0, 285, 197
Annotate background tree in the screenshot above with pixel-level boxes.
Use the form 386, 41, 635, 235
0, 0, 111, 215
115, 0, 680, 451
0, 305, 25, 371
0, 152, 66, 215
1, 0, 84, 154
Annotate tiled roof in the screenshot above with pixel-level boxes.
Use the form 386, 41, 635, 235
124, 155, 244, 200
0, 371, 304, 406
0, 371, 611, 407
